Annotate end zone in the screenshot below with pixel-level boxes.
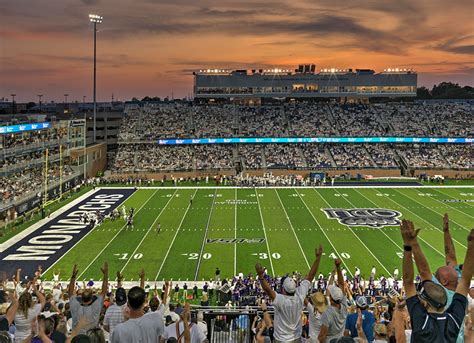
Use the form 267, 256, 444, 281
0, 188, 135, 278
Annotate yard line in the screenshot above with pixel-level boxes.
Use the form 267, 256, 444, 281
368, 189, 448, 256
255, 188, 275, 276
120, 189, 177, 273
194, 189, 217, 281
295, 189, 353, 277
155, 189, 198, 281
317, 188, 392, 277
414, 188, 474, 220
77, 189, 159, 280
274, 189, 310, 269
390, 189, 468, 246
234, 188, 237, 276
432, 188, 474, 212
351, 189, 403, 249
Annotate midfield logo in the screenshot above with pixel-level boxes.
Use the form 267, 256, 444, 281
206, 238, 265, 244
322, 208, 402, 228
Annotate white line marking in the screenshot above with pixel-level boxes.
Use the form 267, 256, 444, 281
389, 189, 467, 247
255, 188, 275, 276
234, 188, 237, 276
194, 189, 217, 281
155, 189, 198, 281
368, 189, 446, 256
320, 188, 393, 277
295, 189, 353, 277
274, 189, 310, 269
120, 189, 177, 273
77, 189, 159, 279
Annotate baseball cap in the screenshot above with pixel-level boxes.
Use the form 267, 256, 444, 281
356, 296, 368, 308
283, 278, 296, 294
310, 292, 327, 313
115, 287, 126, 306
328, 285, 344, 303
165, 315, 173, 325
374, 323, 387, 337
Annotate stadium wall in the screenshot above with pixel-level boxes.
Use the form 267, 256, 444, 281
412, 169, 473, 178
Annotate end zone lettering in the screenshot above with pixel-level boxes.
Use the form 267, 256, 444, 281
0, 188, 134, 277
206, 238, 265, 244
322, 208, 402, 228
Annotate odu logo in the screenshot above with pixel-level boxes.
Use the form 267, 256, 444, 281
322, 208, 402, 228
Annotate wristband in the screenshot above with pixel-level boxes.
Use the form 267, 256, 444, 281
403, 245, 412, 252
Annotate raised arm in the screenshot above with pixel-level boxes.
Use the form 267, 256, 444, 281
401, 220, 416, 298
5, 290, 18, 325
306, 245, 323, 282
68, 264, 79, 297
455, 229, 474, 296
32, 276, 46, 309
401, 220, 432, 281
101, 262, 109, 297
116, 271, 124, 288
334, 258, 345, 294
255, 263, 276, 301
163, 281, 170, 305
443, 213, 458, 267
260, 301, 273, 329
139, 268, 145, 290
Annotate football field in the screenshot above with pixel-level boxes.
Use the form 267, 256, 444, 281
37, 186, 473, 282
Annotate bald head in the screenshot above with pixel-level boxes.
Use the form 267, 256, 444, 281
435, 266, 458, 290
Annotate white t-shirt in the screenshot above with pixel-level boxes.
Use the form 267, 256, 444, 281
52, 288, 62, 303
14, 303, 42, 341
306, 303, 322, 339
111, 310, 165, 343
163, 321, 206, 343
272, 279, 310, 341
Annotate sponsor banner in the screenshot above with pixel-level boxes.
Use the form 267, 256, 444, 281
15, 176, 83, 215
0, 188, 135, 277
156, 137, 472, 145
206, 238, 265, 244
0, 122, 50, 135
322, 208, 402, 228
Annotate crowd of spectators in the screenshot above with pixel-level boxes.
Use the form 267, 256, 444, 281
238, 107, 286, 137
397, 145, 448, 169
239, 145, 264, 170
264, 144, 306, 169
116, 103, 472, 142
328, 145, 374, 169
194, 145, 234, 170
1, 164, 75, 204
0, 215, 472, 342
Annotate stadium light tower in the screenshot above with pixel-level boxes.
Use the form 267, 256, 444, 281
10, 94, 16, 114
37, 94, 43, 112
89, 13, 103, 143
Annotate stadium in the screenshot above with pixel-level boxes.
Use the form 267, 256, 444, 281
1, 2, 474, 342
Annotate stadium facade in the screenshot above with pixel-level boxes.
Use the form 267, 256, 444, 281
194, 64, 417, 102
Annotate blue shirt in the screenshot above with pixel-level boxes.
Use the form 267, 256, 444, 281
345, 310, 375, 342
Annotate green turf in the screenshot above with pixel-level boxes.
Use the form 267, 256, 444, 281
42, 186, 473, 282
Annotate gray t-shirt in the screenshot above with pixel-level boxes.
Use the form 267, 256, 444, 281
70, 295, 104, 334
320, 297, 348, 343
111, 310, 165, 343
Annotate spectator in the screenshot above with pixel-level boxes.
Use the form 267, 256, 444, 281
400, 219, 474, 342
111, 284, 164, 342
14, 274, 45, 342
256, 245, 323, 342
304, 291, 327, 343
103, 272, 127, 335
318, 258, 349, 343
67, 263, 108, 335
344, 296, 375, 342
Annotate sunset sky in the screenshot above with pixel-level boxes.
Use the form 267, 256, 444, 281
1, 0, 473, 102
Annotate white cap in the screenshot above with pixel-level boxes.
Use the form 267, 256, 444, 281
328, 285, 344, 303
283, 278, 296, 294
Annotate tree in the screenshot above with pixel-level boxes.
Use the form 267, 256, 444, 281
416, 87, 431, 99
